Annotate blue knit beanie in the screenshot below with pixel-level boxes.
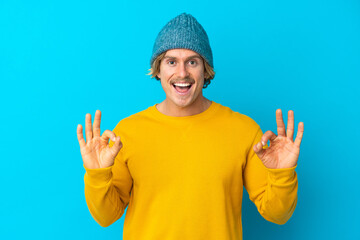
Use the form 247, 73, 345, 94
150, 13, 213, 68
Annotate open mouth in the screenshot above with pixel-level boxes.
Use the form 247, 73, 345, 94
172, 82, 193, 95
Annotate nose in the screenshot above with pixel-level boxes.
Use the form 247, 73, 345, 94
177, 62, 189, 79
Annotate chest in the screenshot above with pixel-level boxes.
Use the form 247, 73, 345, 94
124, 123, 250, 191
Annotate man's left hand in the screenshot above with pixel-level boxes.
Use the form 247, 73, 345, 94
253, 109, 304, 169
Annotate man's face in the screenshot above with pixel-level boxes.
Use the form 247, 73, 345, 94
156, 48, 207, 109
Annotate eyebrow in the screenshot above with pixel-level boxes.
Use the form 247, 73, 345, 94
163, 55, 202, 61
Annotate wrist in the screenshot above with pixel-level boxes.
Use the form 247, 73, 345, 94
266, 165, 297, 185
83, 164, 113, 186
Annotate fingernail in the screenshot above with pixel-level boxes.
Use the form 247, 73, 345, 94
261, 141, 265, 146
112, 137, 116, 141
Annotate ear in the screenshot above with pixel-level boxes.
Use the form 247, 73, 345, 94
204, 71, 210, 80
156, 67, 161, 79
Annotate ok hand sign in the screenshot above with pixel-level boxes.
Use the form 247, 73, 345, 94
77, 110, 123, 169
253, 109, 304, 169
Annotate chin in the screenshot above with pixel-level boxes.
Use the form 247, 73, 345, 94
175, 97, 198, 109
174, 100, 191, 108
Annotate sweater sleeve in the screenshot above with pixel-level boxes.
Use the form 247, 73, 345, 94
243, 126, 298, 225
83, 138, 133, 227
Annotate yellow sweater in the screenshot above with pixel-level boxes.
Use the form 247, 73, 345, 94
83, 101, 298, 240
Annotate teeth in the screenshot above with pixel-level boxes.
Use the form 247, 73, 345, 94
173, 83, 191, 87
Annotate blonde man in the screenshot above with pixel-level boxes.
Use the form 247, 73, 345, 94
77, 12, 304, 240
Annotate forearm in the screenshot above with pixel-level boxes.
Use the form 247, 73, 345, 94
253, 166, 298, 225
84, 165, 126, 227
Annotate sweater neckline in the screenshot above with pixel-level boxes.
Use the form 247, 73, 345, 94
149, 101, 220, 123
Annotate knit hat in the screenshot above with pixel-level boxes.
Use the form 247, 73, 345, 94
150, 13, 213, 68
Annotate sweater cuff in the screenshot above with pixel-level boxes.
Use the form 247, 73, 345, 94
84, 164, 113, 187
267, 165, 297, 185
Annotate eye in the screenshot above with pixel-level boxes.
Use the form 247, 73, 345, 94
188, 60, 197, 66
167, 60, 175, 65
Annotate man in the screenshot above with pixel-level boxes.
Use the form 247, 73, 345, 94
77, 13, 304, 240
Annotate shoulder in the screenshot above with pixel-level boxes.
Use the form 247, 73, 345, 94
112, 105, 156, 133
215, 102, 260, 131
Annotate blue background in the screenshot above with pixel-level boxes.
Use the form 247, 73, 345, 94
1, 0, 359, 239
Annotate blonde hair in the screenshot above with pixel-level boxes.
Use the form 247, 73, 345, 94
147, 51, 215, 88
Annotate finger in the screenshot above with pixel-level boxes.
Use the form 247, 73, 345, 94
287, 110, 294, 141
93, 110, 101, 138
294, 122, 304, 147
101, 130, 117, 143
276, 109, 286, 137
77, 124, 86, 148
85, 113, 93, 142
261, 130, 277, 146
101, 130, 123, 157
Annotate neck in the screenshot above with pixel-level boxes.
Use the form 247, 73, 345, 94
157, 96, 212, 117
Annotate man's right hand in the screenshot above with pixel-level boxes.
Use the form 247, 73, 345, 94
77, 110, 123, 169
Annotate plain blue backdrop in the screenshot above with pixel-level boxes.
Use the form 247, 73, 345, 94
1, 0, 359, 239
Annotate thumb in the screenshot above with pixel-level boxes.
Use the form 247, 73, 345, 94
109, 136, 123, 156
253, 141, 266, 159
